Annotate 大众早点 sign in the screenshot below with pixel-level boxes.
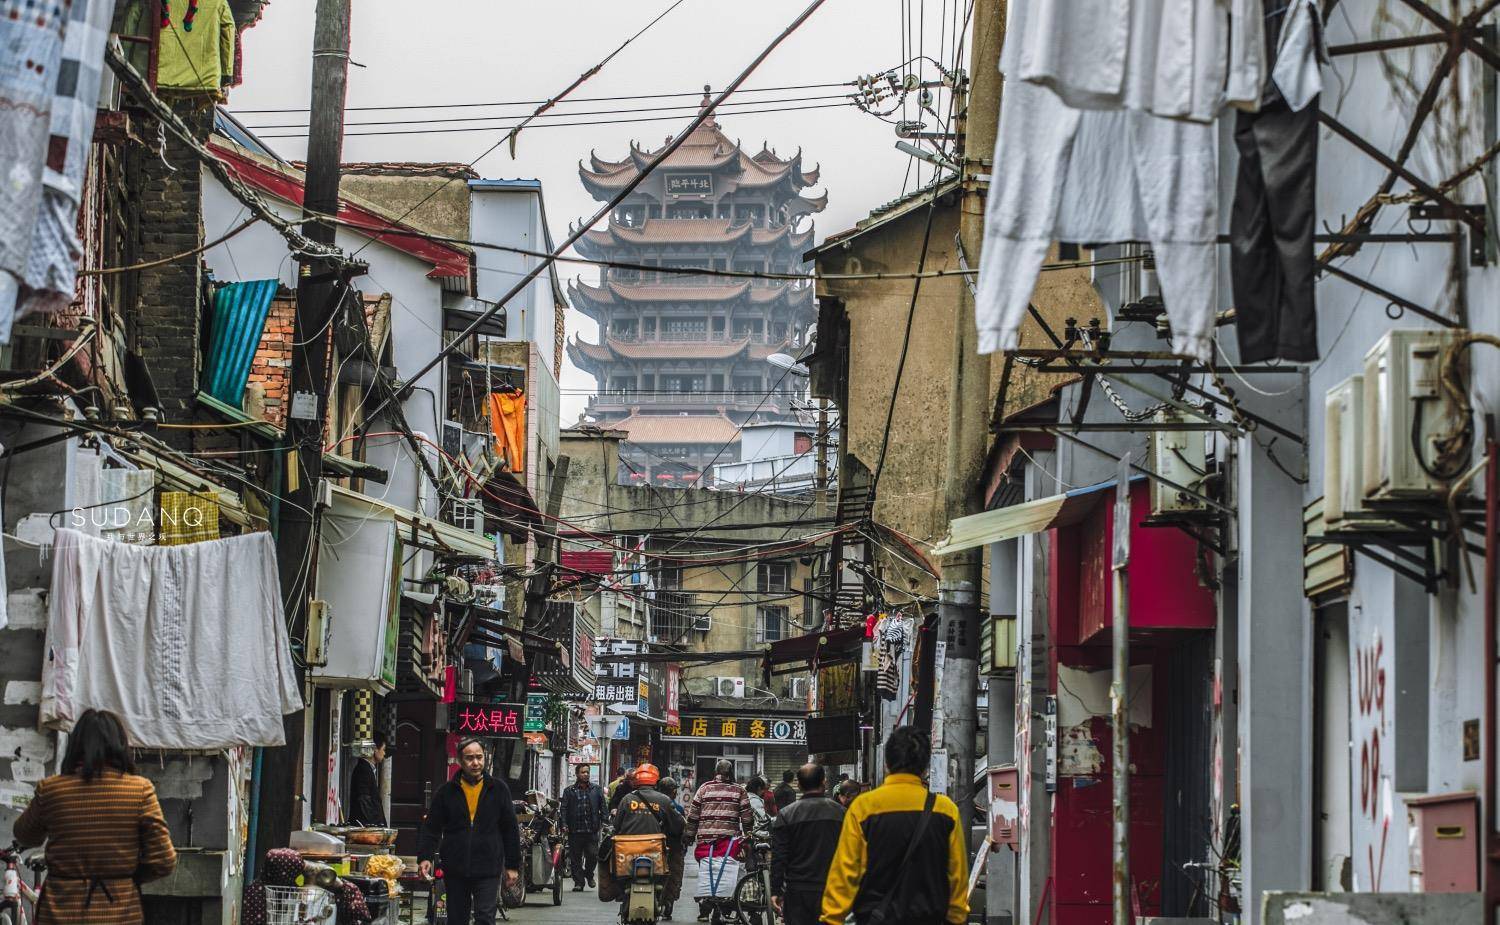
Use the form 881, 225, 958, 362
450, 701, 524, 738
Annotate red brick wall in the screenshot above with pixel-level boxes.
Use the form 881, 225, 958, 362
248, 296, 294, 426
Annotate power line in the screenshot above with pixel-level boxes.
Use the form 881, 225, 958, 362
256, 100, 861, 139
240, 92, 862, 131
229, 79, 860, 114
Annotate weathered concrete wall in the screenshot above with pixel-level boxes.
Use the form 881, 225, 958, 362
338, 170, 473, 241
1262, 892, 1481, 924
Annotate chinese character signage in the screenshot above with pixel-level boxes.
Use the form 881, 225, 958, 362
665, 173, 713, 196
593, 637, 640, 680
593, 681, 637, 704
636, 663, 668, 724
662, 715, 807, 745
524, 693, 548, 733
450, 701, 525, 738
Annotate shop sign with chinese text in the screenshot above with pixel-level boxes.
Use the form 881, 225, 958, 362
662, 715, 806, 745
450, 701, 525, 738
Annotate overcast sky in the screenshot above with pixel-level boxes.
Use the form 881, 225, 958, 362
229, 0, 968, 422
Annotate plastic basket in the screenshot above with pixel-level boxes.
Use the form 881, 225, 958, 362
264, 885, 335, 924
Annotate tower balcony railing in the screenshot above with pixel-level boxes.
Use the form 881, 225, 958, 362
605, 331, 787, 344
589, 390, 799, 409
607, 271, 813, 289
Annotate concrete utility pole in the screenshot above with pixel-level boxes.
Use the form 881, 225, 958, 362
1111, 454, 1132, 925
258, 0, 353, 858
939, 0, 1003, 838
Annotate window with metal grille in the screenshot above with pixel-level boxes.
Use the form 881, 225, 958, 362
757, 605, 789, 643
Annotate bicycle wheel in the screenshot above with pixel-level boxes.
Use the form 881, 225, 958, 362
732, 871, 769, 925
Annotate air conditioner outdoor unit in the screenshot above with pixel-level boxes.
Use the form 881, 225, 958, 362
788, 677, 810, 700
1148, 410, 1208, 514
1361, 329, 1466, 501
1324, 375, 1375, 529
715, 677, 746, 698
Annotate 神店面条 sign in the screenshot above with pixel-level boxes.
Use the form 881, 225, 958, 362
662, 715, 806, 745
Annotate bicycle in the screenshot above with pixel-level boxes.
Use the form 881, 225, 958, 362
730, 838, 779, 925
0, 842, 44, 925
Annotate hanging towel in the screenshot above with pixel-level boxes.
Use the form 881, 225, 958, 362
155, 0, 236, 94
14, 0, 119, 326
976, 79, 1219, 362
1228, 0, 1324, 364
158, 491, 221, 545
41, 528, 303, 749
0, 2, 69, 340
489, 390, 527, 473
93, 468, 157, 544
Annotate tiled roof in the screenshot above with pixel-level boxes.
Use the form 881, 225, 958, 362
567, 336, 754, 362
612, 413, 743, 445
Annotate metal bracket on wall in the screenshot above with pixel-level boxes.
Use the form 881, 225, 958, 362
1410, 202, 1490, 266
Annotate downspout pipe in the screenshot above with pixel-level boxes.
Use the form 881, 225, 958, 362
1486, 429, 1498, 919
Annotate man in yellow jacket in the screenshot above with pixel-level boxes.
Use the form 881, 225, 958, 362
821, 726, 969, 925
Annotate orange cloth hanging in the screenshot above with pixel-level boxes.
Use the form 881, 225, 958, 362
488, 390, 527, 473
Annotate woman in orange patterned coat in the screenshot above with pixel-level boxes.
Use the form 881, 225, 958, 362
14, 709, 177, 925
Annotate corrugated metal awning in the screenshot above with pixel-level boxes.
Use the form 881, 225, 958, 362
202, 280, 280, 407
324, 484, 494, 558
930, 477, 1128, 556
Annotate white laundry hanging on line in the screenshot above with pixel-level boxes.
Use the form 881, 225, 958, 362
975, 78, 1219, 362
1271, 0, 1327, 112
1008, 0, 1265, 123
41, 527, 303, 750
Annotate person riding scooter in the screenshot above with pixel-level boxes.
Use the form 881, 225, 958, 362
610, 763, 685, 921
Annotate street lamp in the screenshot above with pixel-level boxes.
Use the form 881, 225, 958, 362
766, 352, 809, 378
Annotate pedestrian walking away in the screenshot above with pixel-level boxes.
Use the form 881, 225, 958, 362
834, 778, 861, 809
416, 738, 521, 925
770, 763, 844, 925
821, 726, 969, 925
684, 759, 755, 921
560, 763, 606, 891
657, 777, 689, 910
13, 709, 177, 925
772, 769, 797, 815
345, 729, 387, 827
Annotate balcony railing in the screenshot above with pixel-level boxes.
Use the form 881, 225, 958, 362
590, 390, 800, 408
606, 331, 786, 344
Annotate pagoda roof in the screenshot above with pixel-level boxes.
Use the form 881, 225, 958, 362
612, 413, 743, 446
579, 96, 822, 198
567, 334, 764, 374
574, 218, 816, 260
569, 279, 807, 311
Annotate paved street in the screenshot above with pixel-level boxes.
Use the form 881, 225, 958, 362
431, 865, 705, 924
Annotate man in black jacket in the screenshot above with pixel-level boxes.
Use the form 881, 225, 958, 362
770, 762, 845, 925
560, 764, 605, 890
772, 768, 797, 814
345, 730, 387, 827
416, 738, 521, 925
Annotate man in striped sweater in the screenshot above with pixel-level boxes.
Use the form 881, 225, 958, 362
682, 759, 754, 921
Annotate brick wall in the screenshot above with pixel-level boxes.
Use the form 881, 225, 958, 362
134, 102, 212, 449
248, 296, 295, 426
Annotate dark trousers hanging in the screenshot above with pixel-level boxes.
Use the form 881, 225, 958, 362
1229, 90, 1320, 363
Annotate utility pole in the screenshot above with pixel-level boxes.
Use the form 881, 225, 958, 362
1111, 454, 1132, 925
939, 0, 1003, 838
258, 0, 353, 858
